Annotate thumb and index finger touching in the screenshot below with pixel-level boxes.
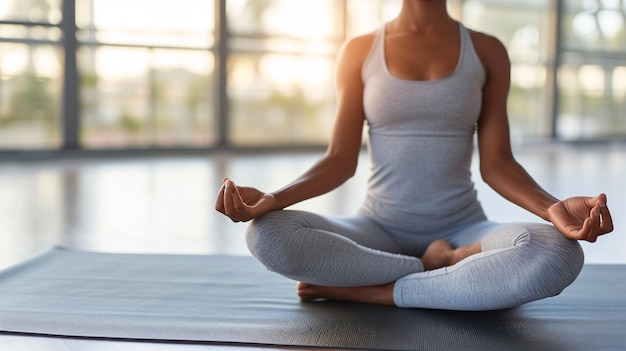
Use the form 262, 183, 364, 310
215, 178, 240, 214
216, 178, 260, 222
590, 193, 613, 235
575, 193, 614, 242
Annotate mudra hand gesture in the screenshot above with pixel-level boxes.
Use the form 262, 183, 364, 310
215, 178, 277, 223
548, 193, 613, 242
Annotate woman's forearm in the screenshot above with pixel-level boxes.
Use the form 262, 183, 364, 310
271, 152, 357, 210
481, 158, 559, 221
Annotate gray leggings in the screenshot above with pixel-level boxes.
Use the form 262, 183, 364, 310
246, 210, 584, 311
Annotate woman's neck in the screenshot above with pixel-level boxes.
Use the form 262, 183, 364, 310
392, 0, 455, 33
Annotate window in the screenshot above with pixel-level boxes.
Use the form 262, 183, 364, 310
226, 0, 343, 146
76, 0, 216, 148
558, 0, 626, 140
0, 0, 63, 149
0, 0, 623, 152
462, 0, 552, 141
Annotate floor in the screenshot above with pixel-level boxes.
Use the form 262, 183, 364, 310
0, 141, 624, 350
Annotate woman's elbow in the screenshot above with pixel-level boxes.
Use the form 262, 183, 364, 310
325, 151, 359, 181
479, 164, 496, 185
479, 153, 516, 185
338, 159, 358, 181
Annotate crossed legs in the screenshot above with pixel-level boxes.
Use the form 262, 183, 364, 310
296, 239, 482, 306
246, 210, 584, 310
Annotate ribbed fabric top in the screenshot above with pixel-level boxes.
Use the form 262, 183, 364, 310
359, 23, 487, 233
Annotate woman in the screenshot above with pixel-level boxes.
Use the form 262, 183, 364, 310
215, 0, 613, 310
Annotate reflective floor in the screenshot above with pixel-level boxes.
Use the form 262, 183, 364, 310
0, 141, 624, 350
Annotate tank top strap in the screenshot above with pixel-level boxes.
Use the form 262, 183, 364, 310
361, 24, 387, 81
458, 23, 485, 82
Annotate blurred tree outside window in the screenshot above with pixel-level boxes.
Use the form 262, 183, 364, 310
76, 0, 216, 149
0, 0, 62, 149
228, 53, 335, 146
226, 0, 343, 146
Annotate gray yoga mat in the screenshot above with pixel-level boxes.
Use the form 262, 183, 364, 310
0, 247, 624, 351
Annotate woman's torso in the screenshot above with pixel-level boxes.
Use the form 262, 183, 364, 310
359, 22, 487, 234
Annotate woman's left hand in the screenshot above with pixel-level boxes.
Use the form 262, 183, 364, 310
547, 193, 614, 242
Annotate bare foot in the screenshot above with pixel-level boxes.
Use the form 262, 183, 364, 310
452, 242, 481, 265
421, 240, 482, 271
421, 239, 454, 270
297, 281, 395, 306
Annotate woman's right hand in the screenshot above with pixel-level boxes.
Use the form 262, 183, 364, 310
215, 178, 278, 222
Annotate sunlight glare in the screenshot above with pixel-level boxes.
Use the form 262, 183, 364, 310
0, 1, 11, 19
260, 55, 297, 92
259, 55, 332, 93
92, 0, 213, 32
296, 57, 331, 87
263, 0, 334, 40
230, 58, 256, 91
1, 45, 27, 76
152, 50, 214, 76
573, 12, 599, 40
597, 10, 624, 38
33, 47, 61, 78
95, 48, 149, 80
511, 64, 545, 89
509, 25, 540, 62
579, 65, 605, 96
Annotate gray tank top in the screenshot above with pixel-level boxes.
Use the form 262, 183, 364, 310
359, 23, 487, 233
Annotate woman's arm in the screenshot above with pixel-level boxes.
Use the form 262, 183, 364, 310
473, 33, 557, 220
270, 35, 373, 209
472, 32, 613, 241
215, 35, 373, 222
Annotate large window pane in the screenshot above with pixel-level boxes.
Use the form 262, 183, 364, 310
79, 46, 149, 148
559, 1, 625, 140
463, 0, 551, 139
227, 0, 342, 147
463, 0, 549, 61
76, 0, 214, 48
151, 50, 215, 147
557, 63, 626, 139
509, 63, 550, 141
0, 43, 62, 149
228, 53, 335, 145
0, 0, 62, 150
79, 47, 215, 148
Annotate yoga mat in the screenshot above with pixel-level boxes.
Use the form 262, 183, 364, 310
0, 247, 624, 351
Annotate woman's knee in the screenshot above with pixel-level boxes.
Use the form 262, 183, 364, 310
246, 210, 326, 278
526, 223, 584, 295
501, 223, 584, 300
246, 211, 285, 250
246, 211, 296, 271
482, 223, 583, 263
480, 223, 532, 251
